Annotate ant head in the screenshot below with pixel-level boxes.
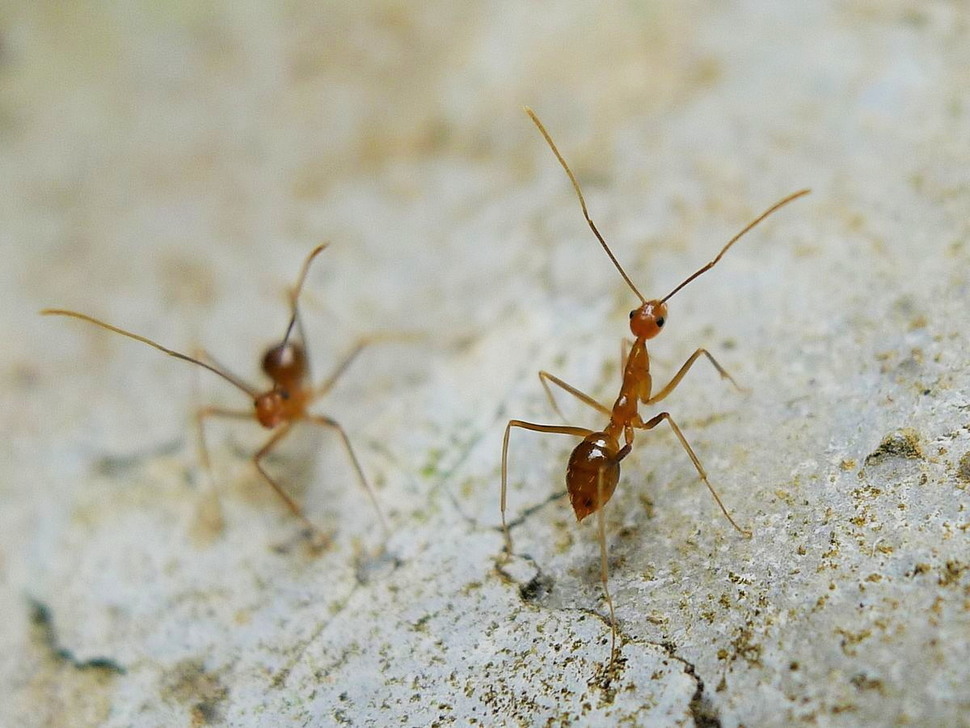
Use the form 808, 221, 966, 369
262, 342, 306, 385
629, 299, 668, 339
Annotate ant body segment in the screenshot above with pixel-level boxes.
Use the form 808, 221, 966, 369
502, 108, 809, 664
43, 244, 388, 542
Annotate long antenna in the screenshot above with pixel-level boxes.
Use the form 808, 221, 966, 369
280, 243, 328, 347
526, 107, 647, 304
660, 189, 810, 304
40, 309, 258, 397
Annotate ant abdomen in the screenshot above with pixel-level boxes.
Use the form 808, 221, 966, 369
566, 432, 621, 521
262, 342, 307, 386
254, 391, 286, 428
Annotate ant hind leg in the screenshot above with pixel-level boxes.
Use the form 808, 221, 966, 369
595, 467, 619, 670
308, 415, 390, 540
253, 423, 330, 543
501, 419, 593, 557
638, 412, 751, 537
646, 348, 748, 406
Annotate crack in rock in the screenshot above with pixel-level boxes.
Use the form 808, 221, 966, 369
27, 598, 126, 675
660, 641, 722, 728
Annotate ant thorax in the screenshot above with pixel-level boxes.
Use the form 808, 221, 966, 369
618, 341, 653, 406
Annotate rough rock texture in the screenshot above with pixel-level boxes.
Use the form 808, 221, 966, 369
3, 2, 970, 726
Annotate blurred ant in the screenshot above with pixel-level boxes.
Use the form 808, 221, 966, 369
43, 244, 388, 542
502, 108, 808, 664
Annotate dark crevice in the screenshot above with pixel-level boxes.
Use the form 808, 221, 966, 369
498, 552, 631, 698
517, 567, 554, 603
660, 641, 722, 728
501, 489, 567, 533
27, 598, 126, 675
684, 661, 721, 728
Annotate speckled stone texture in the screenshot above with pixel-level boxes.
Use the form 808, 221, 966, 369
3, 3, 970, 726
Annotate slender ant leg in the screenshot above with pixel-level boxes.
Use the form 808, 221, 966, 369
252, 423, 327, 539
308, 415, 389, 538
596, 466, 618, 669
501, 420, 594, 555
637, 412, 751, 537
646, 348, 748, 405
539, 370, 612, 421
312, 339, 373, 400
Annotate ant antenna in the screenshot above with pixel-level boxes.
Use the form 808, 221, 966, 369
280, 243, 329, 347
660, 189, 810, 304
526, 107, 647, 304
39, 309, 258, 397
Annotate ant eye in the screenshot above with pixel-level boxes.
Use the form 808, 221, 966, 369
656, 317, 665, 327
280, 390, 290, 400
629, 311, 634, 319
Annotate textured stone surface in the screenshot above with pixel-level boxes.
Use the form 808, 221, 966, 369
3, 2, 970, 726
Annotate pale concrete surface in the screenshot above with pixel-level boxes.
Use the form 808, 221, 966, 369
2, 2, 970, 726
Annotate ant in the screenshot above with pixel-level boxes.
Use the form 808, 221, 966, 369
502, 107, 809, 665
42, 244, 388, 543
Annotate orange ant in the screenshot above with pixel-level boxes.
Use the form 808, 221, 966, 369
42, 244, 388, 543
502, 107, 809, 664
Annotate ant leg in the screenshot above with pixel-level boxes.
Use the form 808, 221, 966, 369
312, 339, 371, 400
307, 415, 389, 539
312, 332, 424, 401
253, 423, 327, 539
501, 419, 593, 556
311, 331, 426, 402
595, 466, 618, 667
539, 370, 612, 421
192, 405, 253, 533
638, 412, 751, 537
195, 405, 253, 481
645, 348, 747, 406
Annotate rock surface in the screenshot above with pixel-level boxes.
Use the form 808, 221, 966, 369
3, 3, 969, 726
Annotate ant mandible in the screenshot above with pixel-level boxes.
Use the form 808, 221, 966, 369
502, 107, 809, 664
43, 244, 388, 543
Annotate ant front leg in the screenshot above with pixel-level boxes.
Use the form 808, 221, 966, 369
638, 412, 751, 537
195, 406, 254, 481
501, 419, 593, 557
646, 348, 748, 406
538, 370, 612, 422
193, 405, 255, 532
307, 415, 389, 539
312, 332, 425, 401
311, 338, 377, 400
253, 423, 329, 541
